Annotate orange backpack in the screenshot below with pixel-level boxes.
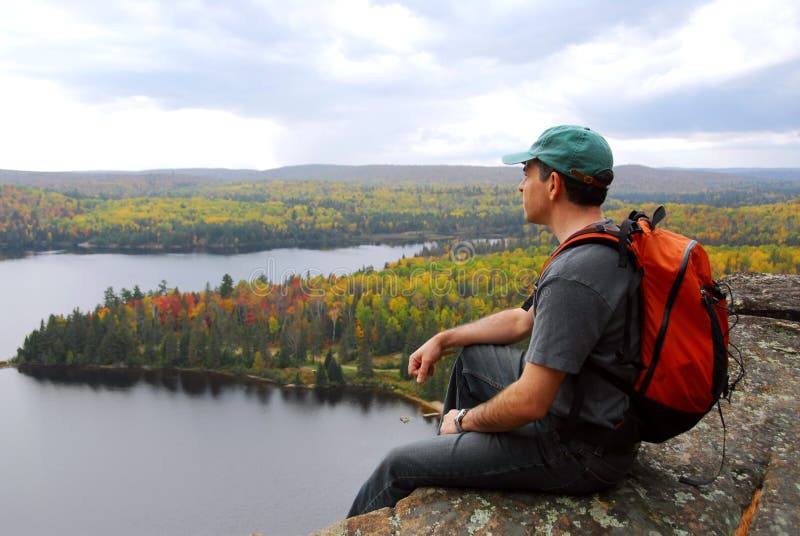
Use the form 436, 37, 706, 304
541, 206, 736, 444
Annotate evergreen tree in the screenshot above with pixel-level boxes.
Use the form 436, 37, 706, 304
279, 326, 295, 365
219, 274, 234, 298
252, 351, 266, 374
103, 287, 120, 308
120, 288, 133, 304
276, 349, 291, 368
357, 350, 373, 379
315, 364, 328, 386
179, 326, 191, 366
160, 330, 178, 367
294, 327, 308, 364
97, 330, 115, 364
324, 350, 345, 384
309, 317, 325, 363
338, 323, 357, 363
132, 285, 145, 301
83, 323, 99, 364
205, 328, 221, 369
398, 354, 410, 380
186, 320, 203, 367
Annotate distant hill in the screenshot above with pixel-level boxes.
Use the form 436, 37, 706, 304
0, 169, 217, 198
613, 165, 760, 194
0, 165, 516, 189
2, 164, 799, 202
687, 168, 800, 182
257, 164, 517, 184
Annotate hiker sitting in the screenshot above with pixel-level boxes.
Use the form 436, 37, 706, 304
347, 125, 642, 517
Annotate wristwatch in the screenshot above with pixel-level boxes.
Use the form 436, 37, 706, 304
454, 408, 469, 433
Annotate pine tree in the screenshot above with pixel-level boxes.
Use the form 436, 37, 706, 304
103, 287, 120, 308
252, 351, 266, 374
179, 326, 191, 366
309, 319, 324, 364
357, 350, 373, 379
219, 274, 234, 298
398, 354, 410, 380
294, 327, 308, 364
315, 364, 328, 386
82, 323, 97, 364
160, 330, 178, 367
276, 349, 291, 369
325, 351, 345, 385
132, 285, 145, 301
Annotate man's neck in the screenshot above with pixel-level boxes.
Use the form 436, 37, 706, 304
548, 206, 605, 244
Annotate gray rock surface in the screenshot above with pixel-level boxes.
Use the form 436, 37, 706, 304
724, 272, 800, 321
312, 273, 800, 535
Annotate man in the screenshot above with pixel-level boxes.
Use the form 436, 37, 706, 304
347, 125, 641, 517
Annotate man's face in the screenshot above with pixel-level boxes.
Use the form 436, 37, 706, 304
518, 160, 549, 224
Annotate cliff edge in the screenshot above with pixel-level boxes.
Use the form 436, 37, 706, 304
313, 272, 800, 535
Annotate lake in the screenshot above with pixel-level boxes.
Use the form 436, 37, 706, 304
0, 367, 437, 535
0, 243, 438, 535
0, 243, 427, 361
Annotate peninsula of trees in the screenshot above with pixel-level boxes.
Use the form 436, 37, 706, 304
13, 234, 800, 401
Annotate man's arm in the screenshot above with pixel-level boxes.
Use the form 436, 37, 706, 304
408, 307, 533, 384
439, 361, 565, 434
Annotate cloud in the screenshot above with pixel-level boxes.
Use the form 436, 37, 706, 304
0, 0, 798, 169
612, 129, 800, 167
0, 75, 283, 170
378, 0, 800, 166
536, 0, 800, 104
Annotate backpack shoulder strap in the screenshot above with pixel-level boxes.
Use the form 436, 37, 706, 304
520, 224, 625, 311
540, 225, 622, 274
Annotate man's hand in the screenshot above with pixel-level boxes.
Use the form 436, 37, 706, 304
408, 335, 451, 384
439, 409, 462, 435
407, 308, 533, 385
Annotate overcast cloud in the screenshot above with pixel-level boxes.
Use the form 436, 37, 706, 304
0, 0, 798, 170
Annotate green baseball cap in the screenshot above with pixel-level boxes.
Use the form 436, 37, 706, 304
502, 125, 613, 189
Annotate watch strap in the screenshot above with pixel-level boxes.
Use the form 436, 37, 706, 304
454, 408, 469, 433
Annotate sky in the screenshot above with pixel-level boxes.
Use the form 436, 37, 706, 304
0, 0, 798, 171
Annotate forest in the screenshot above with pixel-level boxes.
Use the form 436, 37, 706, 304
5, 169, 800, 401
1, 176, 798, 253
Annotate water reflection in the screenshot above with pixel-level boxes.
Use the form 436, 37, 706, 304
17, 365, 415, 413
3, 365, 437, 536
178, 370, 209, 396
158, 369, 180, 392
311, 387, 346, 406
244, 383, 273, 404
19, 364, 142, 390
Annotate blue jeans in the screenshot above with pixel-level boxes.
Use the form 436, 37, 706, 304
347, 345, 638, 517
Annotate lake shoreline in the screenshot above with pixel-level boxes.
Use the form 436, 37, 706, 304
0, 231, 455, 258
15, 363, 444, 416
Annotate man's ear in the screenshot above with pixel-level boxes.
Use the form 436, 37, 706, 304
547, 171, 561, 200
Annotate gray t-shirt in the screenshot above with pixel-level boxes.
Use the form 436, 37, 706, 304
524, 238, 640, 429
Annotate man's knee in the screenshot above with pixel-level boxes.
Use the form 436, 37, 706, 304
457, 344, 490, 369
456, 344, 525, 394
